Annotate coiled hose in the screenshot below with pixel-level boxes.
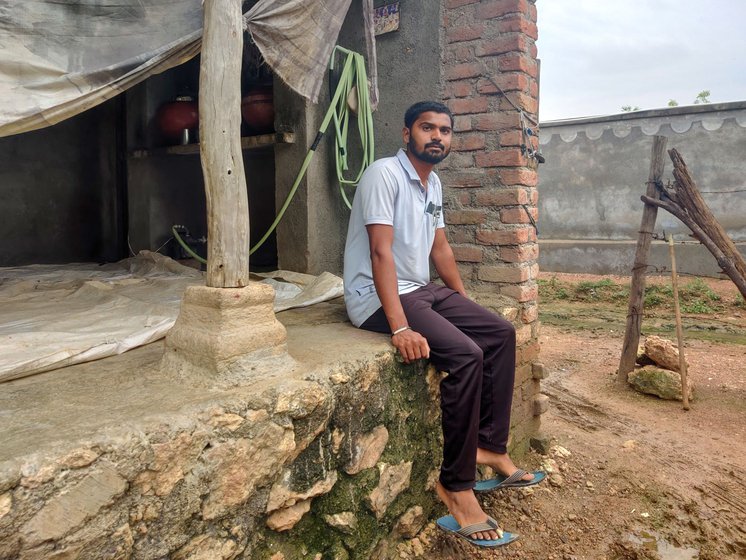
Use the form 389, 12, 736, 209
173, 45, 374, 264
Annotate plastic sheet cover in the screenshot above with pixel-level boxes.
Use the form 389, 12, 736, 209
0, 252, 343, 383
0, 0, 352, 137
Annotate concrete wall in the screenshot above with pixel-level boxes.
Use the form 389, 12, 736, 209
274, 1, 441, 276
0, 101, 121, 266
538, 102, 746, 276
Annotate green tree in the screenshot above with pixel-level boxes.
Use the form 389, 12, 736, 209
694, 90, 711, 104
668, 99, 679, 107
621, 105, 641, 112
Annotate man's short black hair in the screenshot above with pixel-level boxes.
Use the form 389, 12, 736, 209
404, 101, 453, 129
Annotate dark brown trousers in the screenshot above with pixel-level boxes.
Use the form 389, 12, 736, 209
361, 283, 516, 491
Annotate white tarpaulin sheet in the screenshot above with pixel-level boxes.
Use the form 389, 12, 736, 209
0, 0, 352, 137
0, 252, 343, 383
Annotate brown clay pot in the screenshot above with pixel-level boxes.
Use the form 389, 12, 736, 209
156, 96, 198, 142
241, 86, 274, 133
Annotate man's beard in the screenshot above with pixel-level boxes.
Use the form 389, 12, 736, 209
408, 139, 450, 164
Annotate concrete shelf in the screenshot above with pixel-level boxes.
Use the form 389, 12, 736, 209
129, 131, 295, 159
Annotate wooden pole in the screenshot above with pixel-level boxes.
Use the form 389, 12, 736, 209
617, 135, 668, 383
667, 235, 690, 410
200, 0, 250, 288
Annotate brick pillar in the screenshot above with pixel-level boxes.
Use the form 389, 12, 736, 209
440, 0, 543, 452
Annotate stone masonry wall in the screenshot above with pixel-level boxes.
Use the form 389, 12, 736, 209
439, 0, 546, 450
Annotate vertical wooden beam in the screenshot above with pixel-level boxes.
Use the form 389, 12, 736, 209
668, 235, 690, 410
617, 135, 667, 383
200, 0, 250, 287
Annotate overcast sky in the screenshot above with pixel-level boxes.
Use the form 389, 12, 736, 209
537, 0, 746, 121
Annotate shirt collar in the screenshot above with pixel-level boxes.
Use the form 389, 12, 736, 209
396, 148, 433, 187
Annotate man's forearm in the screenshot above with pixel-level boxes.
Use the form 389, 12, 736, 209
371, 251, 409, 332
432, 246, 466, 296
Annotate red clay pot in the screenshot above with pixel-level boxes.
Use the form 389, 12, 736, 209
156, 96, 199, 142
241, 86, 274, 133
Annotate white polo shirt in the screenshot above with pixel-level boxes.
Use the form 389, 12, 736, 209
343, 148, 445, 327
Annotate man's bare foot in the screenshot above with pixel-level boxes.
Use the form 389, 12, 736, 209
435, 481, 501, 541
476, 448, 535, 482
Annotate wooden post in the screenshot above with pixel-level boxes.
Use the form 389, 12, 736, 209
667, 235, 690, 410
200, 0, 250, 287
617, 135, 667, 383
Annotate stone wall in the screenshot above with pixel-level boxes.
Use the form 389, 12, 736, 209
0, 334, 445, 560
439, 0, 545, 451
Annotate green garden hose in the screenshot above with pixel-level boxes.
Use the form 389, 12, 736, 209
172, 45, 375, 264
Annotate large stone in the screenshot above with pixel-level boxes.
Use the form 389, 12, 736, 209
201, 422, 295, 520
0, 492, 11, 519
628, 366, 694, 401
394, 505, 426, 538
324, 511, 358, 534
162, 283, 291, 381
266, 471, 338, 512
345, 425, 389, 475
367, 462, 412, 519
135, 431, 206, 496
266, 499, 312, 532
172, 534, 241, 560
643, 335, 688, 372
21, 462, 127, 544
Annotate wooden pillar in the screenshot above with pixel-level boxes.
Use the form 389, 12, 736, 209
200, 0, 250, 287
617, 135, 667, 383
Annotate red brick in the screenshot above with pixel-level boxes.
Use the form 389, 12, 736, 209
518, 340, 541, 364
498, 53, 538, 77
521, 304, 539, 323
474, 112, 521, 131
495, 16, 538, 40
449, 80, 474, 98
447, 24, 485, 43
502, 283, 538, 302
452, 245, 483, 263
499, 168, 538, 187
500, 130, 524, 146
453, 115, 472, 132
448, 171, 483, 188
498, 91, 538, 114
447, 44, 474, 63
445, 0, 480, 7
528, 2, 537, 22
476, 150, 523, 167
475, 35, 528, 57
500, 206, 537, 224
477, 74, 528, 94
446, 209, 486, 225
448, 228, 475, 244
475, 188, 527, 206
529, 42, 538, 59
448, 97, 490, 115
445, 62, 482, 81
500, 243, 539, 263
476, 228, 530, 245
477, 0, 529, 20
529, 78, 539, 97
528, 188, 539, 204
478, 265, 530, 283
454, 132, 486, 151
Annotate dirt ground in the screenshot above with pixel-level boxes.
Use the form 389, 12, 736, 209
411, 273, 746, 560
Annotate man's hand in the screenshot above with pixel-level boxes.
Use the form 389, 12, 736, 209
391, 329, 430, 363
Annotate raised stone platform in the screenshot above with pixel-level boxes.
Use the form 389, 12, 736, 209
0, 298, 542, 559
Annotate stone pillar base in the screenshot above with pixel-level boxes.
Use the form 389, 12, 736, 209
162, 282, 291, 382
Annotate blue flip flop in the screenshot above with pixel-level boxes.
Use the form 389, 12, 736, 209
474, 469, 546, 493
436, 514, 518, 548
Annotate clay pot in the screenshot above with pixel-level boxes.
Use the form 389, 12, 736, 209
156, 96, 199, 142
241, 86, 274, 133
